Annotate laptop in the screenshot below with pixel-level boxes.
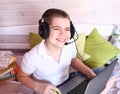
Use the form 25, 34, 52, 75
58, 58, 118, 94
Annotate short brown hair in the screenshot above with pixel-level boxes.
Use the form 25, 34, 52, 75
41, 8, 70, 24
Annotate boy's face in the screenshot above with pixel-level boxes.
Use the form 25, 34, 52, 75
47, 17, 71, 47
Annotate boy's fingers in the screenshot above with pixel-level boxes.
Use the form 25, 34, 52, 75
51, 89, 61, 94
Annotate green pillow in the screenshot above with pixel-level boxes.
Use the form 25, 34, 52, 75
30, 32, 42, 49
84, 28, 120, 68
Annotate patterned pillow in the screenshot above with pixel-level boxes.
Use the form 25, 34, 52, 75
109, 25, 120, 49
109, 25, 120, 63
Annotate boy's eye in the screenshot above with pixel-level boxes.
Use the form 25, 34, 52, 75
65, 28, 70, 31
54, 28, 60, 30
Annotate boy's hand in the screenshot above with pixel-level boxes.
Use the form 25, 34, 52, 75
34, 82, 61, 94
51, 89, 61, 94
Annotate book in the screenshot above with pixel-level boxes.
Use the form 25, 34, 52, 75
0, 72, 15, 83
8, 56, 16, 66
0, 62, 16, 77
0, 70, 15, 79
0, 61, 19, 83
0, 51, 13, 57
0, 51, 13, 68
0, 56, 9, 68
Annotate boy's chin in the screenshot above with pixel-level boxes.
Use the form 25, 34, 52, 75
58, 43, 66, 47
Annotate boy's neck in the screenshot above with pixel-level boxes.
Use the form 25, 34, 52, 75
44, 41, 62, 63
44, 41, 62, 53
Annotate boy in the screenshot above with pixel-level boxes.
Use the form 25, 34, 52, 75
17, 8, 96, 94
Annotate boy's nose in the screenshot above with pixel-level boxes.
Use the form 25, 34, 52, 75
59, 30, 66, 36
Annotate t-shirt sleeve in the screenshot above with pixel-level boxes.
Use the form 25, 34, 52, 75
20, 52, 36, 74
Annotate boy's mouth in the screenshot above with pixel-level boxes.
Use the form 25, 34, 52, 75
56, 38, 66, 43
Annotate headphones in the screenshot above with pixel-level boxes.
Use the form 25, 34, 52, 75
38, 9, 76, 39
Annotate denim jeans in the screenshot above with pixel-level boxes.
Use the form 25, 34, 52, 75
57, 67, 106, 87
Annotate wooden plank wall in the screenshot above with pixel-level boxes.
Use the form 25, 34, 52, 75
0, 0, 120, 27
0, 0, 120, 50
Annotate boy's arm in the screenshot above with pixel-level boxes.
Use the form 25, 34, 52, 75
71, 57, 96, 79
17, 68, 39, 91
16, 68, 61, 94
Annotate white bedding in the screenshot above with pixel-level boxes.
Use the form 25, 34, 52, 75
108, 61, 120, 94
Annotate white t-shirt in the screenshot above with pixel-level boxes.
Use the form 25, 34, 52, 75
20, 40, 77, 86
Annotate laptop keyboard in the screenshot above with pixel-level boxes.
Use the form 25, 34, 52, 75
67, 79, 90, 94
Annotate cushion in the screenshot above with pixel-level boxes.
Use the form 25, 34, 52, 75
30, 32, 42, 49
75, 33, 91, 61
84, 28, 120, 68
109, 25, 120, 49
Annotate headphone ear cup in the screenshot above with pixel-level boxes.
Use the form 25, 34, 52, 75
39, 22, 50, 39
70, 21, 75, 39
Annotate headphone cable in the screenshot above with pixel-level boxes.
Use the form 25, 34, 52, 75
73, 36, 84, 62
